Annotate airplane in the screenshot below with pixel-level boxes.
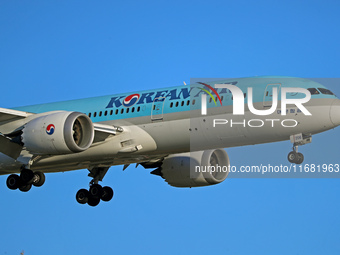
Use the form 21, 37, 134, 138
0, 76, 339, 207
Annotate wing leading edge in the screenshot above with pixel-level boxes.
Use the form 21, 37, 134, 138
0, 107, 31, 122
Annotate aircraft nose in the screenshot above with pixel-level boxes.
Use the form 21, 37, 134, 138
330, 99, 340, 127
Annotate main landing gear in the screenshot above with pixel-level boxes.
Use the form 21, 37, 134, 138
76, 167, 114, 207
6, 168, 45, 192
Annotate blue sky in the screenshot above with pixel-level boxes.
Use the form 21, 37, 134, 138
0, 0, 340, 254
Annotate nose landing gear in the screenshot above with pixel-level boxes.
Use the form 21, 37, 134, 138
287, 133, 312, 165
287, 147, 304, 164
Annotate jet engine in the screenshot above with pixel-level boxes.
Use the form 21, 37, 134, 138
151, 149, 230, 187
22, 111, 94, 155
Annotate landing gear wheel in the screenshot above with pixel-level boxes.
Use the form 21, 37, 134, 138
101, 186, 114, 202
6, 174, 20, 190
87, 196, 101, 207
89, 184, 103, 198
76, 189, 89, 204
20, 169, 34, 185
32, 171, 45, 187
296, 153, 304, 164
75, 184, 114, 206
19, 183, 32, 192
288, 151, 297, 163
288, 151, 305, 164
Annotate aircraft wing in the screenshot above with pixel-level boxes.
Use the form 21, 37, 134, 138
0, 108, 32, 159
0, 107, 32, 122
0, 108, 121, 136
0, 108, 123, 159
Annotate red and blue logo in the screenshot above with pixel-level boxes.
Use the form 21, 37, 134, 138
122, 94, 140, 107
46, 124, 55, 135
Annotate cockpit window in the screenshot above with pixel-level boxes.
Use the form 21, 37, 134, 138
318, 88, 334, 95
307, 88, 320, 95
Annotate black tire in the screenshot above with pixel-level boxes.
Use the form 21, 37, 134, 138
87, 196, 100, 207
287, 151, 297, 163
101, 186, 114, 202
19, 183, 32, 192
32, 171, 45, 187
296, 153, 304, 164
6, 174, 20, 190
76, 189, 89, 204
20, 169, 34, 185
89, 184, 103, 198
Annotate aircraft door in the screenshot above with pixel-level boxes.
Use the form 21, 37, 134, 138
151, 97, 165, 121
263, 83, 281, 107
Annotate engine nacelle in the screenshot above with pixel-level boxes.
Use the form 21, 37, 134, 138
154, 149, 230, 188
22, 111, 94, 155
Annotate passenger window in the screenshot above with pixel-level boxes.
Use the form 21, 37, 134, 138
170, 102, 173, 108
99, 111, 102, 117
132, 107, 135, 113
192, 99, 196, 105
137, 106, 140, 112
88, 113, 91, 117
126, 108, 130, 113
121, 109, 124, 114
110, 110, 113, 115
176, 102, 179, 107
94, 112, 97, 117
181, 101, 184, 106
115, 109, 118, 115
104, 111, 107, 116
187, 100, 190, 106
